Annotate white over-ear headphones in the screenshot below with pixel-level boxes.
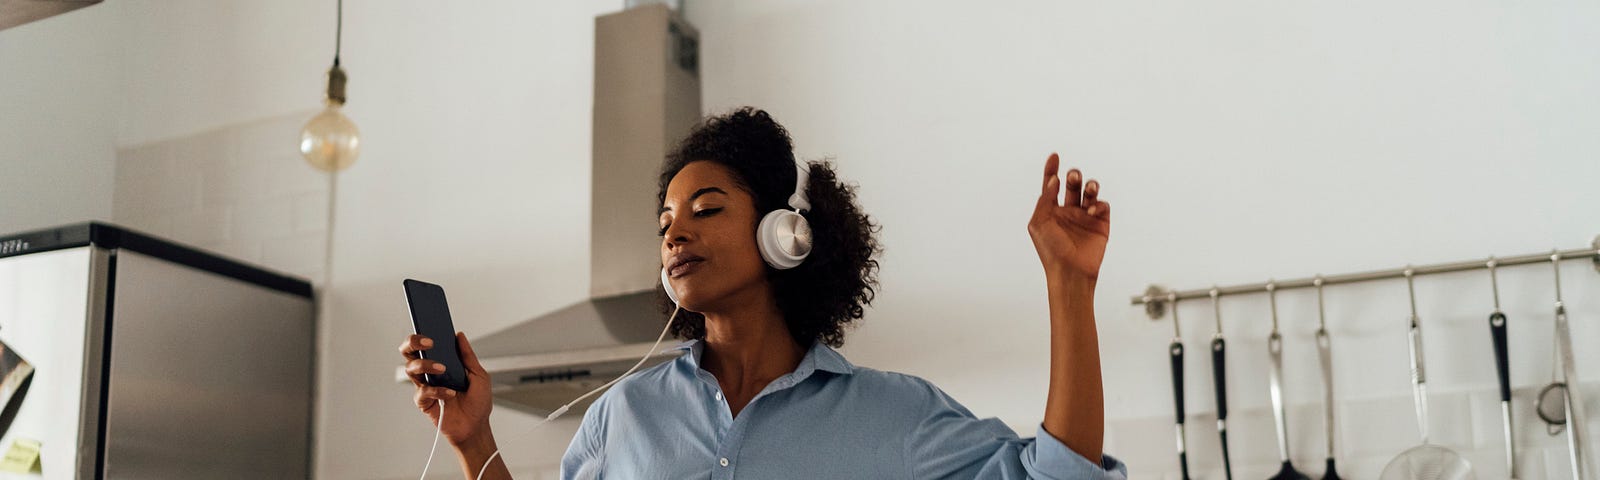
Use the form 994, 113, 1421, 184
662, 161, 813, 305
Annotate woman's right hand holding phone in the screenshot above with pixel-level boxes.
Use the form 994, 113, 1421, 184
400, 332, 509, 479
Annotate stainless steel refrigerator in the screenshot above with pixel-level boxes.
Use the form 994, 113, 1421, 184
0, 222, 314, 479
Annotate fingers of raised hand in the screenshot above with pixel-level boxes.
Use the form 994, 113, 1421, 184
1087, 200, 1110, 220
1039, 154, 1062, 207
1058, 173, 1109, 224
1064, 168, 1083, 206
1042, 153, 1061, 178
1042, 175, 1061, 206
1034, 155, 1110, 226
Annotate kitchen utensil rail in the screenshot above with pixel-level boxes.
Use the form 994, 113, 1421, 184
1133, 237, 1600, 319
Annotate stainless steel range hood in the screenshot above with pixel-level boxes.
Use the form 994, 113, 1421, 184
472, 4, 702, 417
1, 0, 103, 31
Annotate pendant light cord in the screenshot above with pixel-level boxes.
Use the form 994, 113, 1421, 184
333, 0, 343, 67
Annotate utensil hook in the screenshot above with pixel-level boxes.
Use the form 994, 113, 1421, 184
1314, 275, 1328, 333
1488, 256, 1503, 313
1405, 267, 1420, 321
1266, 280, 1280, 334
1169, 291, 1182, 339
1552, 250, 1565, 307
1210, 287, 1223, 337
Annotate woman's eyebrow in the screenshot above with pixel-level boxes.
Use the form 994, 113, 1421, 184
659, 187, 728, 213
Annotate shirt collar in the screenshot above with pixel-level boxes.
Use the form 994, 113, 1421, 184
672, 339, 855, 377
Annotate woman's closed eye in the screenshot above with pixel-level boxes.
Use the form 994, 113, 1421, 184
658, 207, 724, 236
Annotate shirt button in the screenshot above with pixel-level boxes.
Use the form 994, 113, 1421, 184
719, 457, 730, 467
714, 391, 723, 401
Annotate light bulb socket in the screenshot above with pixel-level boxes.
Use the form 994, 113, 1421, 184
325, 64, 348, 105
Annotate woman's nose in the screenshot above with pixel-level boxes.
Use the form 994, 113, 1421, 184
663, 224, 691, 247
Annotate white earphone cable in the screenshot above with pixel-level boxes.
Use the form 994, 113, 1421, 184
460, 303, 680, 480
419, 399, 444, 479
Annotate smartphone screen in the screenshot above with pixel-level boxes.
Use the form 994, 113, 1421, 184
403, 279, 469, 391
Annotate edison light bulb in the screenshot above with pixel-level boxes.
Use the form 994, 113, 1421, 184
300, 64, 360, 172
300, 100, 360, 172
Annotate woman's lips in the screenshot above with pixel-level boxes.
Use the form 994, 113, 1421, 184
668, 257, 705, 278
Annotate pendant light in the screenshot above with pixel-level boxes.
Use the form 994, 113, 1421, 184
300, 0, 360, 172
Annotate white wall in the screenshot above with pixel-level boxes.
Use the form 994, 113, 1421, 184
6, 0, 1600, 479
686, 1, 1600, 478
115, 0, 327, 146
0, 2, 123, 233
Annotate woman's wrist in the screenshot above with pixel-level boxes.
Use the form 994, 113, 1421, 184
1044, 268, 1096, 293
451, 425, 498, 457
452, 426, 508, 480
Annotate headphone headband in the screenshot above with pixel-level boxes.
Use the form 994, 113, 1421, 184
788, 161, 811, 213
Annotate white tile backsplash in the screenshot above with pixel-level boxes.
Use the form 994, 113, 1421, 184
261, 232, 327, 275
230, 198, 294, 240
113, 142, 196, 219
170, 205, 230, 246
113, 110, 327, 284
291, 190, 331, 234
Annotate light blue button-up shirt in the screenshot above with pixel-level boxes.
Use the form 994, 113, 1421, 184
561, 339, 1128, 479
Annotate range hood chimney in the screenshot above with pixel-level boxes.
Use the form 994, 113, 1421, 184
468, 4, 701, 417
1, 0, 103, 31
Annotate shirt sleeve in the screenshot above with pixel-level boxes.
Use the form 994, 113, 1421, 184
904, 380, 1128, 480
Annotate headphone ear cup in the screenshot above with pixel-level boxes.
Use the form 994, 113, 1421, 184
757, 210, 812, 270
661, 268, 680, 305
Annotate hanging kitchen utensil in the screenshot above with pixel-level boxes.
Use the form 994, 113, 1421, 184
1486, 258, 1517, 479
1267, 281, 1309, 480
1381, 268, 1475, 480
1314, 276, 1341, 480
1538, 382, 1568, 434
1168, 292, 1192, 480
1211, 287, 1235, 480
1537, 335, 1567, 438
1532, 251, 1590, 480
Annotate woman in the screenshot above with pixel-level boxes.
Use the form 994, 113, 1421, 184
400, 108, 1126, 479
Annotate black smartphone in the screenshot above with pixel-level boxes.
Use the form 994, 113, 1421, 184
403, 279, 469, 392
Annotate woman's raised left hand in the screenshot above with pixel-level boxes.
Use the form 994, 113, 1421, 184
1027, 153, 1110, 281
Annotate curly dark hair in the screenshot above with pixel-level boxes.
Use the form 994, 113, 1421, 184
657, 107, 881, 348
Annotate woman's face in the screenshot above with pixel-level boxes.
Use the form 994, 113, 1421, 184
659, 161, 770, 312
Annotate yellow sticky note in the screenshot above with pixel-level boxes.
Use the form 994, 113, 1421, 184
0, 438, 41, 473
